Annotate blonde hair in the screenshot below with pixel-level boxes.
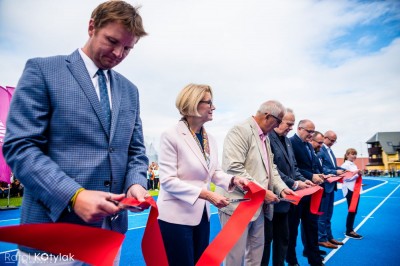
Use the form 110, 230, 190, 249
176, 83, 213, 117
344, 148, 357, 160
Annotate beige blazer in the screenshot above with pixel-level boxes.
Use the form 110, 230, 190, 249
216, 117, 287, 221
157, 121, 232, 226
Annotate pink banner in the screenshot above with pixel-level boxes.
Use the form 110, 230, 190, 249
0, 86, 12, 127
0, 85, 14, 184
0, 148, 12, 184
6, 86, 15, 97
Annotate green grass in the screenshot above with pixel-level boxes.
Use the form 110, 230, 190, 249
0, 196, 23, 207
148, 183, 216, 197
149, 190, 159, 196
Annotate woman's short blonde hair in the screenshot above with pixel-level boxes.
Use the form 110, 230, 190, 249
176, 83, 213, 117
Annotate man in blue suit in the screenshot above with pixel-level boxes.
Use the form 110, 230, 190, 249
3, 1, 149, 263
317, 130, 346, 248
288, 119, 325, 266
262, 109, 313, 266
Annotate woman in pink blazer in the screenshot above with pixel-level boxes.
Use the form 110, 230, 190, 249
157, 83, 248, 266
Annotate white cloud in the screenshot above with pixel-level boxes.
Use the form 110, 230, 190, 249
0, 0, 399, 163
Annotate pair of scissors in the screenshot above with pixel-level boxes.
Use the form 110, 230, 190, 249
228, 198, 251, 203
107, 198, 144, 211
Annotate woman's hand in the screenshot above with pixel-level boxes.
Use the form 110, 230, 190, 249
199, 189, 230, 208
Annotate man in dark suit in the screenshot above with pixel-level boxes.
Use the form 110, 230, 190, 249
262, 109, 313, 266
287, 119, 325, 266
301, 131, 328, 255
317, 130, 346, 248
3, 1, 149, 264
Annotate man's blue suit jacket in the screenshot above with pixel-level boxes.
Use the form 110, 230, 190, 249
3, 50, 148, 247
318, 145, 344, 193
269, 130, 307, 212
289, 134, 322, 180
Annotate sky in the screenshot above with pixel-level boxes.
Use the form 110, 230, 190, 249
0, 0, 399, 163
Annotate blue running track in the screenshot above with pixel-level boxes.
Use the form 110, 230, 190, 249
0, 177, 399, 265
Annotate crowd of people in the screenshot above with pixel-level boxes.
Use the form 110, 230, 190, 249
0, 178, 24, 198
0, 1, 366, 266
147, 162, 160, 191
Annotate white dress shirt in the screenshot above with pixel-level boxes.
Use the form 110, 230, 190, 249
78, 49, 112, 108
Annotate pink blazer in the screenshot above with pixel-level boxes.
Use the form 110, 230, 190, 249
157, 121, 232, 226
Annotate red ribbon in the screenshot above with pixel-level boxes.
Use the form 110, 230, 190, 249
196, 182, 266, 266
285, 186, 324, 215
328, 171, 356, 183
0, 196, 168, 266
328, 171, 362, 213
0, 185, 266, 266
0, 223, 124, 266
349, 174, 362, 212
326, 175, 343, 183
121, 197, 168, 266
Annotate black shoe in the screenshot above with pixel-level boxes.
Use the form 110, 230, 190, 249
288, 264, 300, 266
304, 250, 327, 257
345, 231, 363, 239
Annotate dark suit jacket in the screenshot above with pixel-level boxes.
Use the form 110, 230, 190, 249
269, 130, 307, 212
3, 50, 148, 253
289, 134, 322, 180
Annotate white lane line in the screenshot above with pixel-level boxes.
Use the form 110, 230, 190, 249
362, 179, 388, 193
0, 218, 20, 223
127, 212, 150, 217
128, 225, 146, 230
334, 179, 388, 206
324, 183, 400, 263
0, 249, 17, 254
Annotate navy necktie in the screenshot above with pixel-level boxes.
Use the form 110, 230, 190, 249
97, 69, 111, 132
305, 142, 312, 159
329, 148, 337, 167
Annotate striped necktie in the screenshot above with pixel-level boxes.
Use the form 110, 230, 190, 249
97, 69, 111, 132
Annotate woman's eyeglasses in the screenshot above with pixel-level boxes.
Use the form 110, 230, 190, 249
199, 100, 213, 108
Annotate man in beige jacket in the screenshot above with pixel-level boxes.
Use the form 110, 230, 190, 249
216, 100, 295, 266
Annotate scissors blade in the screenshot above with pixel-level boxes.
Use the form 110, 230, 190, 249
229, 198, 251, 203
107, 199, 143, 210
